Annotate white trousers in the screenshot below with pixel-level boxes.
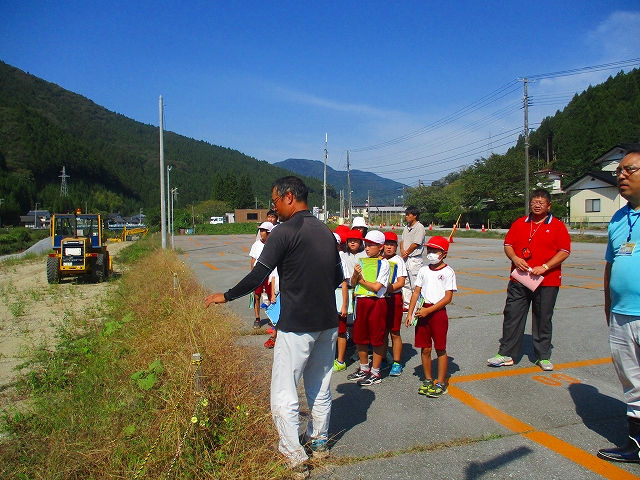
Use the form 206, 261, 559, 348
271, 328, 338, 466
610, 312, 640, 419
402, 256, 423, 307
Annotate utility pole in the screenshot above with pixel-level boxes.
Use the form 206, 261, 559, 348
518, 77, 534, 214
339, 189, 344, 221
34, 202, 39, 229
323, 133, 328, 223
347, 150, 352, 221
167, 165, 172, 241
159, 96, 167, 249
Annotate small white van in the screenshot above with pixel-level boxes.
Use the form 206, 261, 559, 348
209, 216, 224, 225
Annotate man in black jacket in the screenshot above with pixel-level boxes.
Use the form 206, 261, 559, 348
206, 176, 343, 476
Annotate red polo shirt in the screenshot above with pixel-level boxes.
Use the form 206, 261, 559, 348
504, 214, 571, 287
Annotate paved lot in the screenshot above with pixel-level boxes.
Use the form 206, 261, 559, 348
176, 233, 639, 479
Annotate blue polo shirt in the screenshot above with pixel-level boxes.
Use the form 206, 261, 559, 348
606, 204, 640, 315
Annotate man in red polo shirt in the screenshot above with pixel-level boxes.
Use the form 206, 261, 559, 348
488, 189, 571, 371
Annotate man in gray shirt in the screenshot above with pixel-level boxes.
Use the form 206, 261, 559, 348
400, 206, 426, 309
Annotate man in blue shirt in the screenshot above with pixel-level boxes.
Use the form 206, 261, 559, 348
599, 150, 640, 463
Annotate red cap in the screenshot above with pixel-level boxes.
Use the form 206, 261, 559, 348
346, 229, 363, 240
338, 230, 349, 244
335, 225, 349, 234
426, 236, 449, 252
383, 231, 398, 243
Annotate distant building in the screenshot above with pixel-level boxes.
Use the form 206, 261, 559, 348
20, 210, 51, 229
534, 168, 567, 195
564, 143, 640, 225
234, 209, 270, 223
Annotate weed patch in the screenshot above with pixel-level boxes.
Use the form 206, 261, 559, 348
1, 237, 283, 479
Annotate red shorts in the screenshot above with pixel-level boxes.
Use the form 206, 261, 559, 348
254, 278, 272, 296
414, 304, 448, 350
353, 296, 387, 347
385, 292, 403, 332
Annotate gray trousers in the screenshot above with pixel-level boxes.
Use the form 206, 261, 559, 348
610, 313, 640, 419
498, 281, 559, 361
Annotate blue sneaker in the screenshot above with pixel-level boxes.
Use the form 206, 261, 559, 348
310, 438, 329, 458
389, 362, 403, 376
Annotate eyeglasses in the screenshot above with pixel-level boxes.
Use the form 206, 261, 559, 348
530, 200, 548, 207
612, 165, 640, 177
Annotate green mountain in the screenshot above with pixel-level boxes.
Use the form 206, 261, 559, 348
0, 61, 336, 226
274, 158, 405, 206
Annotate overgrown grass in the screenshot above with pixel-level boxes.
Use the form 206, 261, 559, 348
1, 235, 283, 479
195, 223, 262, 235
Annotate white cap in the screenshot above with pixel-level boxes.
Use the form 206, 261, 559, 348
258, 221, 274, 232
333, 232, 341, 243
352, 217, 367, 228
364, 230, 385, 245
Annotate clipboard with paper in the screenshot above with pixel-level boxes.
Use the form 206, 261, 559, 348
510, 268, 543, 291
354, 257, 382, 297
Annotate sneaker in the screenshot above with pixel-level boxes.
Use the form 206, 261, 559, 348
290, 462, 310, 480
253, 318, 261, 329
418, 379, 433, 395
426, 381, 448, 398
487, 354, 514, 367
264, 337, 275, 348
389, 362, 403, 376
536, 359, 554, 371
386, 351, 395, 365
333, 359, 346, 372
310, 438, 329, 458
358, 373, 381, 386
347, 368, 369, 382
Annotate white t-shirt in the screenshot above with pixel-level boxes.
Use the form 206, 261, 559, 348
415, 264, 457, 305
343, 252, 359, 286
386, 254, 408, 293
249, 240, 265, 260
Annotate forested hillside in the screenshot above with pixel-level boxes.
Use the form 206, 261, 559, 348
0, 61, 333, 226
406, 69, 640, 228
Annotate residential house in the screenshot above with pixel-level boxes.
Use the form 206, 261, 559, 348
564, 143, 640, 225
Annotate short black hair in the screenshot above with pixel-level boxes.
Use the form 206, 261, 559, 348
267, 209, 278, 218
272, 176, 309, 203
531, 189, 551, 203
405, 206, 420, 219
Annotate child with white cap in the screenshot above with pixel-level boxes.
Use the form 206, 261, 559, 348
249, 221, 275, 329
347, 230, 390, 386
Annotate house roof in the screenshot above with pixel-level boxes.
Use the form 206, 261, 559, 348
564, 170, 617, 191
594, 143, 640, 165
534, 168, 568, 177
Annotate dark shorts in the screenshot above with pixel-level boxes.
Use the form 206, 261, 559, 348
385, 292, 403, 332
414, 304, 448, 350
353, 296, 388, 347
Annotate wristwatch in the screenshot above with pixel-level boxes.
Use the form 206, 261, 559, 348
542, 263, 549, 270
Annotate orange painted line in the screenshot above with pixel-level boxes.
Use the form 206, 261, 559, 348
183, 253, 189, 257
523, 431, 640, 480
448, 385, 532, 433
219, 252, 224, 256
195, 243, 201, 247
448, 385, 638, 480
242, 246, 249, 252
188, 238, 195, 243
203, 262, 219, 270
449, 357, 612, 384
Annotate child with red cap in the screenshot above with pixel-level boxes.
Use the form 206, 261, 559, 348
382, 231, 408, 376
406, 236, 457, 397
333, 229, 363, 371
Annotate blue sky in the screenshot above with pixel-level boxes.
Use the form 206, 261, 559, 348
1, 1, 640, 189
